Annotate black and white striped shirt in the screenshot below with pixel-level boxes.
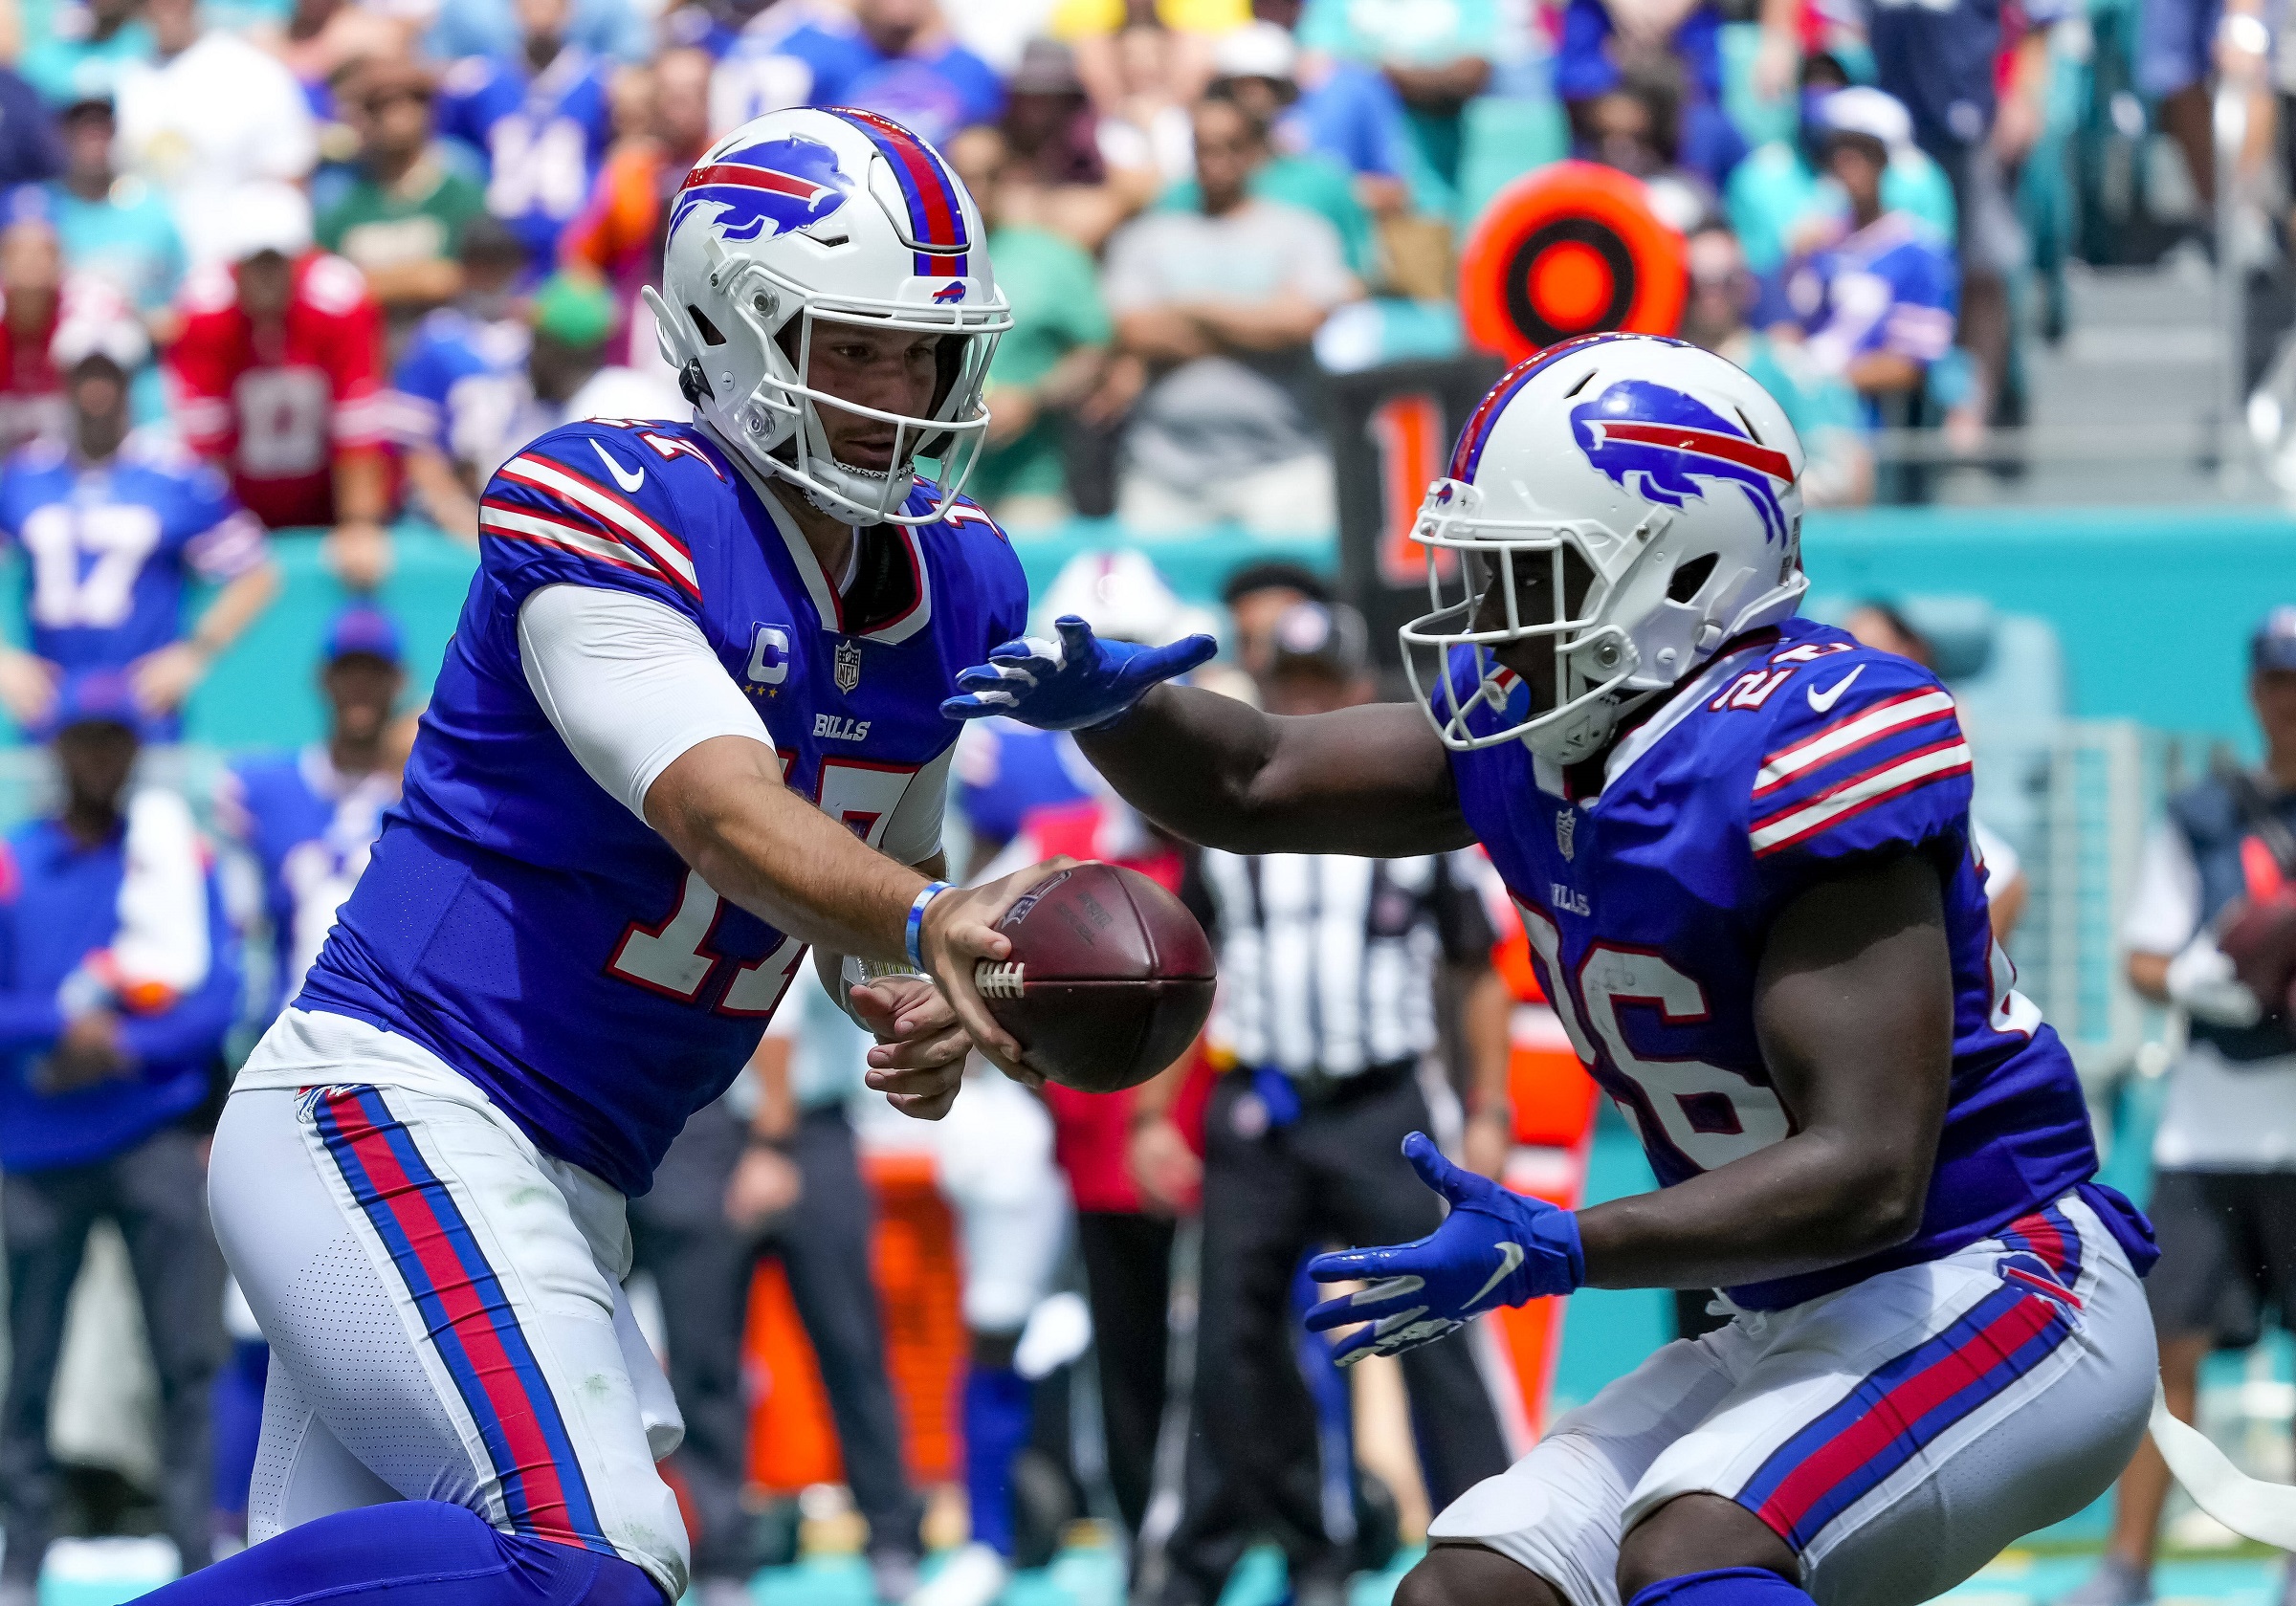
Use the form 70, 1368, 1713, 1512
1188, 850, 1493, 1081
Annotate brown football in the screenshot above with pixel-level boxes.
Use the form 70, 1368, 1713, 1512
975, 862, 1217, 1093
2220, 890, 2296, 1021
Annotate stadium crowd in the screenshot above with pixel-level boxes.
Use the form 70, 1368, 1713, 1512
0, 0, 2279, 1603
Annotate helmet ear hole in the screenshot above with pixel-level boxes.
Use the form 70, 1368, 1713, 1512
1667, 552, 1719, 604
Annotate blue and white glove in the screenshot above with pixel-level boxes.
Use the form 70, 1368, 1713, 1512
940, 616, 1217, 732
1304, 1132, 1583, 1366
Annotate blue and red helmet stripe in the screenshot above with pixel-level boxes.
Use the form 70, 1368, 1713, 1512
1446, 331, 1689, 483
828, 107, 970, 278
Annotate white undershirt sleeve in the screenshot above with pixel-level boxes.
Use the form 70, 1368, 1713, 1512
517, 583, 776, 824
880, 744, 952, 868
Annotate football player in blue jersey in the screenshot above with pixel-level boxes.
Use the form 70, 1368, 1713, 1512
946, 333, 2163, 1606
150, 108, 1048, 1606
0, 308, 276, 739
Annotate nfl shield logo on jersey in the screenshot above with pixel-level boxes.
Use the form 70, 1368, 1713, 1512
834, 639, 863, 694
1556, 808, 1577, 861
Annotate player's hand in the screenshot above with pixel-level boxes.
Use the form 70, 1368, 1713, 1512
129, 641, 212, 715
1303, 1132, 1583, 1366
917, 858, 1078, 1089
1127, 1113, 1202, 1214
724, 1143, 804, 1229
36, 1008, 129, 1093
2168, 932, 2264, 1028
850, 973, 972, 1119
0, 649, 60, 731
941, 617, 1217, 732
325, 521, 394, 593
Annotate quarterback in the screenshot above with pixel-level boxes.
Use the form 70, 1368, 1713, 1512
149, 108, 1047, 1606
950, 334, 2161, 1606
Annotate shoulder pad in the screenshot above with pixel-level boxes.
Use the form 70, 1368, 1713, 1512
487, 422, 717, 603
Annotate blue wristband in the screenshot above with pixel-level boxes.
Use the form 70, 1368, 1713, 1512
906, 881, 952, 971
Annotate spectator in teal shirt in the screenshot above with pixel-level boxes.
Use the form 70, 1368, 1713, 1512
43, 98, 186, 341
1295, 0, 1497, 202
18, 0, 151, 109
1680, 219, 1873, 507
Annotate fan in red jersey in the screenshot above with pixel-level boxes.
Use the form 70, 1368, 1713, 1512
166, 186, 392, 589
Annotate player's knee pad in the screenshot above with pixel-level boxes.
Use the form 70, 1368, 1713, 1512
1626, 1568, 1813, 1606
138, 1501, 666, 1605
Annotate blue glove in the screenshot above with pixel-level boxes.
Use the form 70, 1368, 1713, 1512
1304, 1132, 1583, 1366
940, 616, 1218, 733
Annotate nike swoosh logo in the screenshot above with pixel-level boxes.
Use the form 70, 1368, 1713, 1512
591, 439, 646, 493
1806, 665, 1865, 714
1468, 1242, 1526, 1309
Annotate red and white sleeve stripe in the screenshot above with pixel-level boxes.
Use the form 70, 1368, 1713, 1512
1753, 689, 1956, 798
483, 452, 701, 600
1750, 736, 1974, 858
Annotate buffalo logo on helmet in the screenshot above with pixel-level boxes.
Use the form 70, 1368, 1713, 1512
1568, 380, 1794, 544
669, 133, 854, 246
931, 281, 968, 304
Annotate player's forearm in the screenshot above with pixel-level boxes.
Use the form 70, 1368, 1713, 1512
648, 737, 926, 963
1078, 686, 1473, 856
1574, 1133, 1932, 1288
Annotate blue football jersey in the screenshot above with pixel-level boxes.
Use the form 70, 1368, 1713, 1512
1444, 617, 2152, 1309
298, 418, 1030, 1196
217, 746, 397, 1021
0, 431, 268, 693
437, 49, 615, 265
388, 306, 535, 482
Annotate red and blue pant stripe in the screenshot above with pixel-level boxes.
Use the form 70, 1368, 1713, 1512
1731, 1278, 2078, 1553
1996, 1204, 2084, 1304
828, 106, 970, 277
314, 1088, 609, 1553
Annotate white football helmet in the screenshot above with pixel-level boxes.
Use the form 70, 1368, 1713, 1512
642, 106, 1012, 525
1402, 333, 1809, 764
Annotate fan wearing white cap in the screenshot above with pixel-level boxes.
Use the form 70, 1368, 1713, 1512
0, 298, 277, 740
143, 108, 1065, 1606
951, 331, 2165, 1606
167, 187, 395, 590
1776, 88, 1956, 409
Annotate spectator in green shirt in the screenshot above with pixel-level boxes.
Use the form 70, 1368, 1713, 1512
316, 56, 486, 332
1679, 219, 1872, 507
947, 124, 1115, 527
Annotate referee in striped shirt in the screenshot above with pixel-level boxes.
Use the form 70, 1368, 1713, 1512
1132, 603, 1512, 1606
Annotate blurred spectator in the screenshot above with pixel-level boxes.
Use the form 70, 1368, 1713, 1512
167, 188, 392, 587
1225, 9, 1412, 216
45, 98, 188, 351
1178, 36, 1376, 275
1573, 58, 1719, 232
1104, 95, 1358, 534
775, 0, 1005, 147
217, 604, 404, 1027
319, 58, 487, 328
0, 309, 278, 735
1295, 0, 1496, 194
0, 73, 63, 193
18, 0, 149, 113
1679, 220, 1872, 507
2140, 0, 2266, 216
1137, 602, 1510, 1606
994, 39, 1134, 251
275, 0, 420, 120
0, 671, 241, 1602
1866, 0, 2064, 436
429, 0, 654, 68
1219, 557, 1330, 678
390, 217, 532, 539
1093, 22, 1201, 200
436, 0, 618, 270
1773, 89, 1956, 413
1724, 55, 1956, 278
945, 125, 1114, 526
0, 212, 74, 453
1556, 0, 1798, 187
114, 0, 319, 269
561, 43, 716, 348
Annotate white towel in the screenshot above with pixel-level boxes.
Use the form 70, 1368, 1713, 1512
94, 789, 210, 1013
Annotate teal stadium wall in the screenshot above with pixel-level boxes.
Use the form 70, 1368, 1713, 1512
65, 503, 2293, 753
